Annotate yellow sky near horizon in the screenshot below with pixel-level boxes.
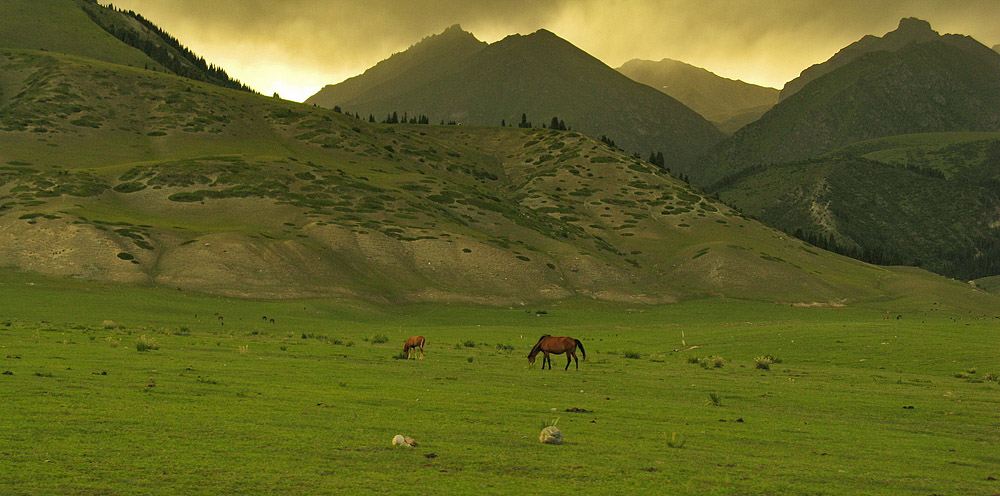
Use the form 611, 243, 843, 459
107, 0, 1000, 102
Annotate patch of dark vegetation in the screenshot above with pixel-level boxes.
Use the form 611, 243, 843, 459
113, 182, 147, 193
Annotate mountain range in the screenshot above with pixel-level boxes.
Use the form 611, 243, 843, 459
697, 18, 1000, 186
306, 26, 725, 172
617, 58, 779, 134
702, 19, 1000, 281
779, 17, 942, 101
1, 1, 980, 305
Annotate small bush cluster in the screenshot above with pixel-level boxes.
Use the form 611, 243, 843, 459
622, 350, 641, 359
755, 354, 782, 370
495, 343, 515, 352
369, 334, 389, 344
136, 335, 159, 352
666, 432, 686, 449
687, 356, 724, 368
462, 340, 476, 348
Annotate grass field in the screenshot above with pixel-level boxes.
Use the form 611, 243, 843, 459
1, 269, 999, 495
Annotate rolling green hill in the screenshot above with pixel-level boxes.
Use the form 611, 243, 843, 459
1, 47, 983, 304
306, 27, 725, 173
711, 132, 1000, 280
617, 58, 779, 134
696, 24, 1000, 186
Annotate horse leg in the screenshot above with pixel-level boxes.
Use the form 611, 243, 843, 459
543, 352, 550, 370
419, 345, 424, 360
573, 351, 579, 370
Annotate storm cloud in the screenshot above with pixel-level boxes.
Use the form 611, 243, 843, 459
109, 0, 1000, 101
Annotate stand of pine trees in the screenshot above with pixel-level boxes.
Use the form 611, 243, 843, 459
81, 1, 254, 93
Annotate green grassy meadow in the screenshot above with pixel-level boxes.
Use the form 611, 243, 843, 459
2, 269, 998, 495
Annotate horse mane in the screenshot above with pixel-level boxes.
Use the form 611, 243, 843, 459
528, 334, 550, 358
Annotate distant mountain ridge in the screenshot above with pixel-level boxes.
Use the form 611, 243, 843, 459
780, 18, 943, 100
697, 20, 1000, 186
617, 58, 778, 134
307, 26, 725, 172
702, 18, 1000, 281
308, 24, 486, 107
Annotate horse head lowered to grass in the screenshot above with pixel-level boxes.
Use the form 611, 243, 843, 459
528, 335, 585, 370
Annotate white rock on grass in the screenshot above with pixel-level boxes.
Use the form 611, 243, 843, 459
539, 426, 563, 445
392, 435, 418, 447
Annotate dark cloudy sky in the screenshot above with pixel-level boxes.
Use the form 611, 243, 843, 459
109, 0, 1000, 102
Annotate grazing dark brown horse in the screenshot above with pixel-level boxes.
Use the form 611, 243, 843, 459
403, 336, 426, 360
528, 335, 586, 370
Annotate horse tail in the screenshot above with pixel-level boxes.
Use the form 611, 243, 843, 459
575, 339, 586, 361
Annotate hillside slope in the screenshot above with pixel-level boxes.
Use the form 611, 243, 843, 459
0, 0, 250, 92
0, 0, 158, 69
617, 58, 778, 134
307, 27, 725, 173
0, 48, 969, 304
711, 132, 1000, 280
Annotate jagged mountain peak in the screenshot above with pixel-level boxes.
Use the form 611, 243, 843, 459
780, 17, 942, 100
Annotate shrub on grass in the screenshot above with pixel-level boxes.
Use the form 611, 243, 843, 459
136, 335, 159, 352
623, 350, 641, 359
167, 192, 204, 202
370, 334, 388, 344
708, 392, 723, 406
463, 340, 476, 348
495, 343, 515, 352
755, 356, 772, 370
666, 432, 686, 448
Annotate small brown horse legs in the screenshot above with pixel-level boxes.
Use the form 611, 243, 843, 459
538, 352, 579, 370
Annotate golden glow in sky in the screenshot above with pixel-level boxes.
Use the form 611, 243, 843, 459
108, 0, 1000, 102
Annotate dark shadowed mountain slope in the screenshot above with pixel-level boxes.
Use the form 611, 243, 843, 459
695, 31, 1000, 186
780, 18, 942, 100
617, 58, 779, 134
307, 27, 725, 173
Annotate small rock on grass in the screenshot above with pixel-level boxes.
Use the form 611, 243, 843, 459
392, 435, 418, 447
